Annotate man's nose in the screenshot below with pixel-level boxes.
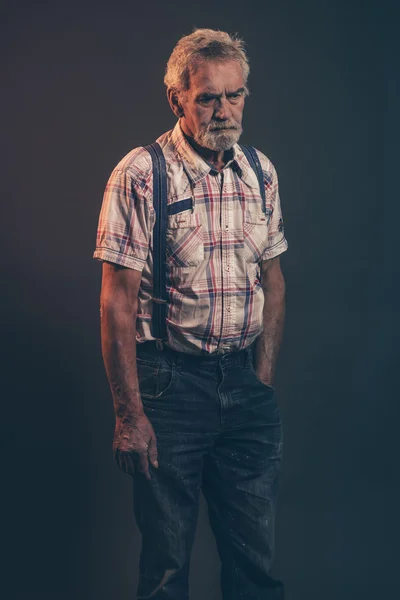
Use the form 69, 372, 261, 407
213, 97, 232, 120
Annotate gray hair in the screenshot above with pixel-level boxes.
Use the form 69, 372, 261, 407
164, 28, 250, 95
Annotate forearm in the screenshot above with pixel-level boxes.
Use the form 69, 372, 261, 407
254, 281, 285, 384
100, 301, 143, 423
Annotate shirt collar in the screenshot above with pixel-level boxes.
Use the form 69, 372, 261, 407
168, 121, 259, 190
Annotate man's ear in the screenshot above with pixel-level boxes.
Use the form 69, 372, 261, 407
167, 88, 185, 118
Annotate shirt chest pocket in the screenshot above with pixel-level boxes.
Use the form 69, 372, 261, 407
243, 208, 272, 263
166, 212, 204, 267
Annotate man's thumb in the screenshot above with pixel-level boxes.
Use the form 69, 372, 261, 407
148, 435, 158, 468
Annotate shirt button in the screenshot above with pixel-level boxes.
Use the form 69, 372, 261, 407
225, 225, 229, 231
226, 266, 230, 271
227, 307, 231, 312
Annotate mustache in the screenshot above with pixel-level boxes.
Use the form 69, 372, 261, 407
208, 121, 240, 131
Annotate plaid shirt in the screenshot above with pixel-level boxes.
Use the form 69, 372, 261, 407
94, 121, 288, 355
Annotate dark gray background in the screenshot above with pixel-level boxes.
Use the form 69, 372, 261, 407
2, 0, 399, 598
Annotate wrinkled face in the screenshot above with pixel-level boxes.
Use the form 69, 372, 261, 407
180, 60, 246, 151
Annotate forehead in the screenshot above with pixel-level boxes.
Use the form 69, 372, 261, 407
188, 60, 244, 94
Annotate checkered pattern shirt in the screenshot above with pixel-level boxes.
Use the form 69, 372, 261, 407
94, 121, 288, 355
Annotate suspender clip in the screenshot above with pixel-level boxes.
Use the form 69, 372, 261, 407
151, 297, 167, 304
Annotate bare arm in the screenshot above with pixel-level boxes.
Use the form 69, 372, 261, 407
100, 262, 158, 478
254, 256, 286, 385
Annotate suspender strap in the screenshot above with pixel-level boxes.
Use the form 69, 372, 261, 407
144, 142, 168, 343
239, 145, 267, 215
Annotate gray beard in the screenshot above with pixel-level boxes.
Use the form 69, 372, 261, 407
194, 124, 243, 151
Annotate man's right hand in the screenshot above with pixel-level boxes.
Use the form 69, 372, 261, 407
113, 413, 158, 479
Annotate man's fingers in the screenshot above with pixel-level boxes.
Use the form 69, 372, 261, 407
124, 453, 135, 475
138, 451, 151, 480
114, 448, 122, 469
119, 452, 129, 473
114, 433, 156, 477
120, 454, 128, 473
115, 450, 135, 475
148, 435, 158, 468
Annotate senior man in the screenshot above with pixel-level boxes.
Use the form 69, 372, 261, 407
94, 28, 288, 600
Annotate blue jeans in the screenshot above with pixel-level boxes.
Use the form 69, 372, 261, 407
133, 342, 284, 600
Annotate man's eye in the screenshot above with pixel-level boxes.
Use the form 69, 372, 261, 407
199, 97, 213, 105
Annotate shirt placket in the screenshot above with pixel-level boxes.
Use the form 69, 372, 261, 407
219, 167, 235, 352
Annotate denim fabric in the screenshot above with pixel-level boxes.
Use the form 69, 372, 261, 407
133, 342, 284, 600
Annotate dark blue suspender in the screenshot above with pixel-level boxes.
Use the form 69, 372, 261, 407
239, 144, 267, 215
144, 142, 168, 344
144, 142, 266, 345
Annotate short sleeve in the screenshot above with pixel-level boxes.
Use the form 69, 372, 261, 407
93, 168, 152, 271
260, 163, 288, 261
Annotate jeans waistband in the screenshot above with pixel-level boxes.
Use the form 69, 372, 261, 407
136, 341, 254, 369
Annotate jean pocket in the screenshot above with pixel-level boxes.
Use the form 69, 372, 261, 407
247, 358, 276, 392
136, 356, 176, 399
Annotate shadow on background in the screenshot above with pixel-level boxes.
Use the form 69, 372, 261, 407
1, 0, 398, 598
